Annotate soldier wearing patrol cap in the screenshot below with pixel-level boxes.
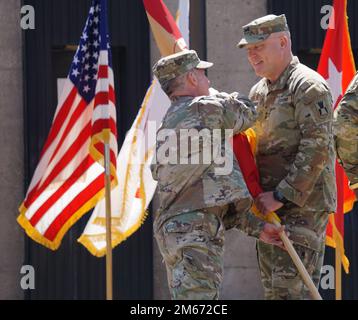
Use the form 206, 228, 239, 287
238, 14, 336, 299
334, 73, 358, 199
151, 49, 284, 300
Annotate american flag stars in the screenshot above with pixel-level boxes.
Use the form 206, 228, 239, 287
69, 4, 105, 103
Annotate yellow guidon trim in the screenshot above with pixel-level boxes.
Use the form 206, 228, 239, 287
89, 128, 118, 188
17, 187, 106, 251
325, 213, 350, 274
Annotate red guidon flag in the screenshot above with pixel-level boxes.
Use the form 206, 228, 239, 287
317, 0, 356, 273
17, 0, 118, 250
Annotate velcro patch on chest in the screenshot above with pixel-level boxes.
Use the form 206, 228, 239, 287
277, 94, 293, 104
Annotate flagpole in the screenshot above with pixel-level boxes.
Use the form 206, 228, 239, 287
251, 202, 323, 300
270, 219, 323, 300
335, 235, 342, 300
104, 142, 113, 300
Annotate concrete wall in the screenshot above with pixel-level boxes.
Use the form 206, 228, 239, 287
0, 0, 24, 299
206, 0, 267, 300
151, 0, 268, 299
206, 0, 267, 94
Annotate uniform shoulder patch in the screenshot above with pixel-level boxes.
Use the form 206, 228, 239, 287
315, 100, 329, 118
307, 98, 332, 124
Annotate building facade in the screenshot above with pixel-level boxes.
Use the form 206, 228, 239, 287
0, 0, 357, 299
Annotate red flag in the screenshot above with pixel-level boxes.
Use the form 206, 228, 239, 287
17, 0, 118, 250
232, 130, 281, 225
232, 131, 262, 198
317, 0, 356, 273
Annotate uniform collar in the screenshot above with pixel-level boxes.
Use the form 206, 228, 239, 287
265, 56, 300, 92
167, 96, 194, 114
171, 95, 194, 104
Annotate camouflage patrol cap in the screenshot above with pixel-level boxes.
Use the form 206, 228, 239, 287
237, 14, 289, 48
153, 50, 213, 88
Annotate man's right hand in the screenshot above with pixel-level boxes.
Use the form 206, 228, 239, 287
354, 188, 358, 200
259, 223, 286, 250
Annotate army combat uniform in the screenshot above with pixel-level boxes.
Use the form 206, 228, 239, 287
239, 15, 336, 299
151, 50, 265, 300
334, 72, 358, 192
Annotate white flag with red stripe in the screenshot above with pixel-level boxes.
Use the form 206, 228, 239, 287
17, 0, 118, 250
78, 0, 190, 256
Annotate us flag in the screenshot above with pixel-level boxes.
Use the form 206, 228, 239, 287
17, 0, 118, 250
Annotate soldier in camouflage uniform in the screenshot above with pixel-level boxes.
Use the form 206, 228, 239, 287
151, 50, 284, 300
334, 72, 358, 198
238, 14, 336, 299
